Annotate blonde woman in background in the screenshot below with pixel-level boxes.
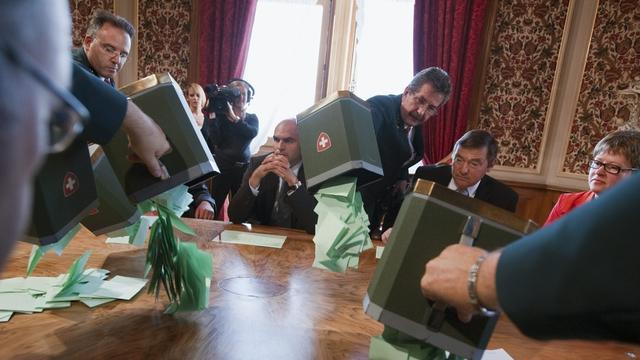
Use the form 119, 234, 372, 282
186, 82, 206, 128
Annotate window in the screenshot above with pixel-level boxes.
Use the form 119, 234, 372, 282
243, 0, 414, 153
351, 0, 414, 100
243, 0, 326, 153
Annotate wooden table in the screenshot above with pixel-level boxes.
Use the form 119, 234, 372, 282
0, 219, 638, 359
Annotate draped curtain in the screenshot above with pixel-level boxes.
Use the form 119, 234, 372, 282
198, 0, 258, 85
414, 0, 489, 164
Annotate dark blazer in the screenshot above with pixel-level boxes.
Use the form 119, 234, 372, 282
71, 63, 126, 143
497, 172, 640, 342
414, 164, 518, 213
72, 48, 115, 87
228, 154, 318, 234
361, 94, 424, 226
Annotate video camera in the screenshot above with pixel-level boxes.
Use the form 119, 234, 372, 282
204, 84, 241, 115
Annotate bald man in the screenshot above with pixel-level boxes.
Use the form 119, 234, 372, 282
228, 119, 317, 234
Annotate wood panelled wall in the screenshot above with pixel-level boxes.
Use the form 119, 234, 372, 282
505, 181, 568, 226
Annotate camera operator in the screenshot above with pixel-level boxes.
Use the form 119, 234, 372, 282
201, 79, 258, 219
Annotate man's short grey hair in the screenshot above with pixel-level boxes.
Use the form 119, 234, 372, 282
86, 9, 135, 39
453, 129, 499, 166
407, 67, 452, 103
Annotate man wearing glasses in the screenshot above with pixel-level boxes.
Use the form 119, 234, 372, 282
0, 0, 169, 268
544, 129, 640, 225
361, 67, 452, 236
72, 9, 133, 86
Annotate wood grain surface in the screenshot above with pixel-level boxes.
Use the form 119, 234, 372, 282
0, 219, 637, 359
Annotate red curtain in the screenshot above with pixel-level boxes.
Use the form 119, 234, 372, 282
414, 0, 489, 164
198, 0, 258, 85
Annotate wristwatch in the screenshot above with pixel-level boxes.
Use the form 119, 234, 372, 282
287, 180, 302, 195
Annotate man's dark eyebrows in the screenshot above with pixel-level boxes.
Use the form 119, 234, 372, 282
273, 136, 295, 143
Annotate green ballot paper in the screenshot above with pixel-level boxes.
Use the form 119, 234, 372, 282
312, 176, 372, 272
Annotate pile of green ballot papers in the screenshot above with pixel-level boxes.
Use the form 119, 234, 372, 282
0, 251, 147, 323
312, 176, 372, 272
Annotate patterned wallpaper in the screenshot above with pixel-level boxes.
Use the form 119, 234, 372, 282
477, 0, 568, 169
70, 0, 115, 48
138, 0, 193, 88
563, 0, 640, 174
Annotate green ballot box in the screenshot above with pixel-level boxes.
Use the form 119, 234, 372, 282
297, 91, 383, 191
103, 73, 218, 203
81, 146, 141, 235
25, 141, 98, 246
364, 179, 538, 360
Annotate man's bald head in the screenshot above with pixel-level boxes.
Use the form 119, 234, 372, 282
273, 119, 301, 166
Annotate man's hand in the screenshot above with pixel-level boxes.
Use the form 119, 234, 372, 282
420, 244, 497, 322
249, 152, 297, 189
194, 201, 215, 220
381, 227, 393, 245
121, 101, 171, 179
225, 102, 240, 123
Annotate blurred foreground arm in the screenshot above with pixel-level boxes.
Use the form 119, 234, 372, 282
421, 173, 640, 342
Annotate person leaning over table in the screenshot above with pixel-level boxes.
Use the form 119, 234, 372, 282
0, 0, 170, 269
544, 129, 640, 226
228, 119, 317, 234
420, 171, 640, 343
72, 9, 134, 87
360, 67, 452, 237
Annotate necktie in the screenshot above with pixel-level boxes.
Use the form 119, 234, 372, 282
271, 180, 292, 227
456, 187, 469, 197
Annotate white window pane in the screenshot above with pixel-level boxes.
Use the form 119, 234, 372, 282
352, 0, 414, 100
244, 1, 323, 153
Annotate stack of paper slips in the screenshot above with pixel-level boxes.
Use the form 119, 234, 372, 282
312, 176, 372, 272
0, 259, 147, 323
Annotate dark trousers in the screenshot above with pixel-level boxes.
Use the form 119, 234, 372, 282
211, 164, 247, 219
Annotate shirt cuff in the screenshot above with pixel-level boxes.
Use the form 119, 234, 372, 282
249, 183, 260, 196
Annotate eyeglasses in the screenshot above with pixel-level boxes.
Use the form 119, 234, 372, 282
1, 40, 88, 153
588, 158, 638, 175
410, 91, 443, 116
100, 43, 129, 61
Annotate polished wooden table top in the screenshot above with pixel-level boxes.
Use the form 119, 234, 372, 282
0, 219, 638, 359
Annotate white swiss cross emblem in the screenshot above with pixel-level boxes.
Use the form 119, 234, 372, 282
316, 132, 332, 153
62, 172, 79, 198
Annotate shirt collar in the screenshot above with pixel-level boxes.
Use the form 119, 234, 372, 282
447, 178, 481, 198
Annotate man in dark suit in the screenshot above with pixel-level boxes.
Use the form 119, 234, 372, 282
72, 9, 134, 87
414, 129, 518, 212
381, 130, 518, 244
228, 119, 317, 234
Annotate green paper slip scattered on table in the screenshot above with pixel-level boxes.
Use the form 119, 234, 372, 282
219, 230, 287, 248
312, 176, 372, 272
0, 266, 148, 321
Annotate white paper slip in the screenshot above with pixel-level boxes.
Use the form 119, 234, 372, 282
481, 348, 514, 360
219, 230, 286, 248
82, 275, 147, 300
